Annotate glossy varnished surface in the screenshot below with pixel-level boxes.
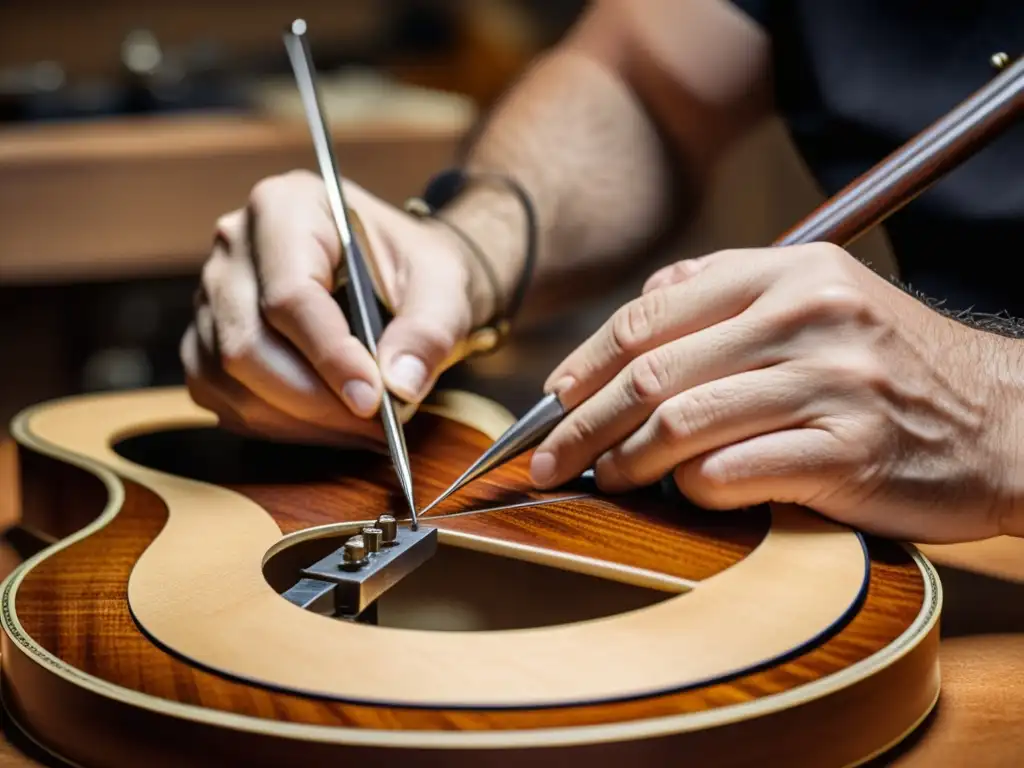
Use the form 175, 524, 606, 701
114, 419, 770, 582
10, 390, 882, 713
9, 436, 925, 731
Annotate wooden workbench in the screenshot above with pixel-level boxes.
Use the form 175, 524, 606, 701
0, 112, 464, 285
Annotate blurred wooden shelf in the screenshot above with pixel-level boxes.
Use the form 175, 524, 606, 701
0, 112, 465, 285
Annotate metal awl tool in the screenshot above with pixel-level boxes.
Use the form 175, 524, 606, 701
283, 20, 418, 529
424, 48, 1024, 515
419, 392, 569, 515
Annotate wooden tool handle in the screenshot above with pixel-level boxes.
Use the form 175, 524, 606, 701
776, 55, 1024, 248
350, 54, 1024, 409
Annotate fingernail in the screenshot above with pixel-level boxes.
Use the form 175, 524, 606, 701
530, 451, 557, 487
547, 376, 575, 397
343, 380, 378, 417
388, 354, 428, 398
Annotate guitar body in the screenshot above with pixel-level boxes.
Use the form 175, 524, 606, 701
1, 386, 941, 767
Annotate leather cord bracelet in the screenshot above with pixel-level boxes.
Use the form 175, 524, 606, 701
404, 167, 538, 353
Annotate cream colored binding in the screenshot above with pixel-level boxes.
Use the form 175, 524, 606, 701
1, 386, 942, 765
21, 388, 889, 710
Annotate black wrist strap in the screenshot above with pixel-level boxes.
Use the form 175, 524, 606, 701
408, 167, 538, 329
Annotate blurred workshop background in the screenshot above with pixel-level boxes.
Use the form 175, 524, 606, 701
0, 0, 896, 471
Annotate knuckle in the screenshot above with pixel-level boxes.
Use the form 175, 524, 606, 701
611, 291, 666, 354
803, 282, 872, 322
770, 278, 880, 336
784, 241, 846, 267
677, 461, 733, 509
259, 283, 306, 322
249, 170, 319, 210
214, 210, 245, 245
653, 396, 709, 444
560, 414, 596, 451
625, 350, 673, 403
813, 241, 851, 265
607, 453, 643, 487
820, 350, 889, 391
216, 332, 258, 377
412, 320, 459, 361
199, 257, 225, 299
248, 175, 285, 210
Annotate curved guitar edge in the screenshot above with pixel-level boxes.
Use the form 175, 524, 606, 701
0, 558, 941, 768
0, 388, 942, 767
0, 384, 517, 586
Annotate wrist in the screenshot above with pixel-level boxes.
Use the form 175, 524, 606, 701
997, 397, 1024, 539
979, 334, 1024, 538
420, 215, 502, 329
404, 166, 539, 348
440, 183, 530, 311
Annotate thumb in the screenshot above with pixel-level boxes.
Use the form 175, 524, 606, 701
377, 261, 473, 403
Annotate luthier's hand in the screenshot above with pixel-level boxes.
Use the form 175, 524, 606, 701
530, 243, 1024, 543
181, 170, 491, 444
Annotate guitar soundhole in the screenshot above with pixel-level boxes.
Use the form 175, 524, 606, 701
113, 427, 372, 485
263, 533, 675, 631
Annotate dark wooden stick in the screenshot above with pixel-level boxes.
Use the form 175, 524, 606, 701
776, 55, 1024, 247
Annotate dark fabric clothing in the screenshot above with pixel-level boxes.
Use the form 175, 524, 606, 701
727, 0, 1024, 316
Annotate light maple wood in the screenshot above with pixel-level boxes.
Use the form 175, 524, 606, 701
19, 388, 871, 709
1, 385, 942, 767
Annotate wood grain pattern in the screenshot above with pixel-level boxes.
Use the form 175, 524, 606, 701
113, 420, 768, 582
0, 387, 941, 768
9, 444, 924, 731
4, 54, 1024, 762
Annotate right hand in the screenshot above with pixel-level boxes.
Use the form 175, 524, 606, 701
180, 170, 487, 446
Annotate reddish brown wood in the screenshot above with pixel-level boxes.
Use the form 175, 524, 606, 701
110, 415, 579, 535
111, 415, 769, 582
9, 436, 923, 733
430, 495, 767, 582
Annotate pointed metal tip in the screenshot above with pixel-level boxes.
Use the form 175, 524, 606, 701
418, 488, 453, 518
405, 491, 419, 530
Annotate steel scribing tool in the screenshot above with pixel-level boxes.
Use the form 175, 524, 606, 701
283, 20, 418, 529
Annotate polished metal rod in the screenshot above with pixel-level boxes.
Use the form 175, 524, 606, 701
283, 19, 418, 529
419, 392, 565, 515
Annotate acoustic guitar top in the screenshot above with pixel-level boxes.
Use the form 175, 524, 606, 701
2, 385, 940, 768
4, 35, 1022, 768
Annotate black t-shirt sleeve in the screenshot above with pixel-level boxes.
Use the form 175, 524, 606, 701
726, 0, 770, 26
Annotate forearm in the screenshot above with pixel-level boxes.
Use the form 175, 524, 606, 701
443, 45, 685, 321
959, 318, 1024, 539
906, 289, 1024, 538
437, 0, 771, 325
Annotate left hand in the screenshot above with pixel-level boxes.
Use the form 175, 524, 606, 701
530, 243, 1022, 544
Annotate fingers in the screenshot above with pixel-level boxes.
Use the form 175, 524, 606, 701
377, 253, 474, 403
593, 365, 822, 493
543, 248, 772, 410
530, 311, 776, 488
248, 172, 383, 418
642, 255, 713, 294
197, 208, 382, 437
182, 320, 385, 447
673, 428, 842, 511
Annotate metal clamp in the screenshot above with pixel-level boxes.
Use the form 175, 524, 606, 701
281, 514, 437, 621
